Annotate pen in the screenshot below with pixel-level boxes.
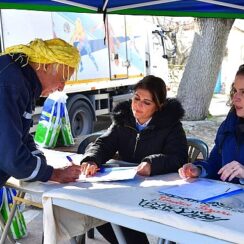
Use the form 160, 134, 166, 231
66, 155, 75, 165
201, 189, 244, 203
96, 166, 136, 173
96, 166, 105, 173
225, 187, 231, 192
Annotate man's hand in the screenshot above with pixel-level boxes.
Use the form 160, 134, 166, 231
50, 165, 82, 183
218, 161, 244, 181
80, 162, 99, 177
137, 162, 151, 176
178, 163, 201, 179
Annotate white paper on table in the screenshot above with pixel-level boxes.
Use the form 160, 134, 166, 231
40, 149, 137, 182
41, 148, 84, 168
78, 167, 137, 182
159, 178, 242, 201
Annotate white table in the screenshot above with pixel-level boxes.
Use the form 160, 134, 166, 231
42, 173, 244, 244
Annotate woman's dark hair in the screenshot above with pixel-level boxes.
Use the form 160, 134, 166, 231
133, 75, 167, 110
235, 64, 244, 76
228, 64, 244, 107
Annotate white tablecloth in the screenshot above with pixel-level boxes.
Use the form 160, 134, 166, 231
42, 173, 244, 244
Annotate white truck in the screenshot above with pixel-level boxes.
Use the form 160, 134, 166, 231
0, 9, 170, 137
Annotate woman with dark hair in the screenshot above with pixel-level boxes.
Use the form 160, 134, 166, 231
79, 75, 188, 244
179, 65, 244, 184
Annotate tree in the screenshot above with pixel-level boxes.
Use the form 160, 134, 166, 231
177, 18, 234, 120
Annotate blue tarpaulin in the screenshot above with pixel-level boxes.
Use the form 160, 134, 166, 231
0, 0, 243, 18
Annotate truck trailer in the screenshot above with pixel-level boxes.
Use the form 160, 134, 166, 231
0, 9, 169, 137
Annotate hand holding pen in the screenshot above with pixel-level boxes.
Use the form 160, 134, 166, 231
49, 156, 82, 183
66, 156, 75, 166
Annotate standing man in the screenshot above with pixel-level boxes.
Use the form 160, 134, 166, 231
0, 38, 82, 187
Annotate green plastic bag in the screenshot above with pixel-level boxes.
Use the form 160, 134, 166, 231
35, 91, 74, 148
58, 102, 74, 146
0, 187, 27, 240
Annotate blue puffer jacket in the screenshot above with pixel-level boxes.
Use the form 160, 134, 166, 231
195, 110, 244, 184
0, 54, 53, 187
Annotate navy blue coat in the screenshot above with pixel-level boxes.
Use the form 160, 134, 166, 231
195, 110, 244, 184
82, 99, 188, 176
0, 54, 53, 187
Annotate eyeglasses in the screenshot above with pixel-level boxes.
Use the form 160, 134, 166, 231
132, 95, 155, 107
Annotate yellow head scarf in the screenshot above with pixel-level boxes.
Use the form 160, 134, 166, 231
4, 38, 80, 69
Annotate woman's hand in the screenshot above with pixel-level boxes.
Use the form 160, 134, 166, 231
218, 161, 244, 181
80, 161, 99, 176
178, 163, 201, 179
137, 162, 151, 176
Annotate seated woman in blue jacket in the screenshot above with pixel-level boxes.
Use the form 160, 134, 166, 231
179, 64, 244, 184
80, 75, 188, 244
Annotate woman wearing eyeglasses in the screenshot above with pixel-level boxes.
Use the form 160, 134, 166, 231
179, 65, 244, 184
79, 75, 188, 244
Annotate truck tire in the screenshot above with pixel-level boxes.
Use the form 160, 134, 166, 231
68, 100, 94, 138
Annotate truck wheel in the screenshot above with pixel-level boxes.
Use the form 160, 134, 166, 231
68, 100, 94, 138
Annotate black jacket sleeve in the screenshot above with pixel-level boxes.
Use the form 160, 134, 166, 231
143, 122, 188, 175
81, 123, 119, 166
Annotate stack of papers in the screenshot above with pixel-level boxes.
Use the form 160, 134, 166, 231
159, 178, 244, 202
